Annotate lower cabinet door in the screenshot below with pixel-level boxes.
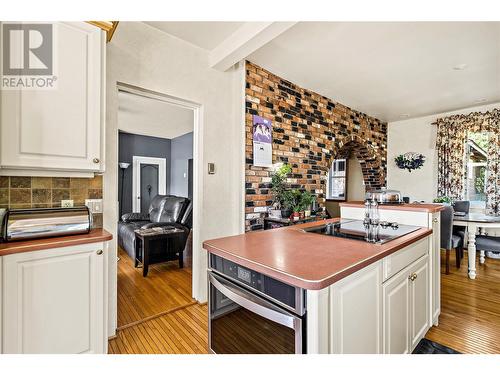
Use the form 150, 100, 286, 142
383, 268, 410, 354
331, 262, 383, 354
410, 256, 430, 349
2, 243, 105, 354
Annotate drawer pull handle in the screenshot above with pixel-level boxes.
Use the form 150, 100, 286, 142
93, 158, 100, 164
408, 272, 417, 281
96, 249, 103, 255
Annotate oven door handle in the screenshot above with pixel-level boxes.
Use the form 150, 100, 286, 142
209, 272, 299, 330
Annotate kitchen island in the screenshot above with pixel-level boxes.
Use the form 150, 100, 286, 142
203, 218, 435, 354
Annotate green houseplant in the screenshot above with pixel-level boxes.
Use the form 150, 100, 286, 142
433, 196, 452, 204
300, 191, 316, 217
270, 164, 292, 217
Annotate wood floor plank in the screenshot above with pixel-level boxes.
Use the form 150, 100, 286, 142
117, 247, 194, 328
111, 246, 500, 354
425, 251, 500, 354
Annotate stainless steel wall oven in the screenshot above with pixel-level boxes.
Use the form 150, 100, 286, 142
208, 254, 306, 354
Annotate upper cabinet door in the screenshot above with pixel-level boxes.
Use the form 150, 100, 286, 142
0, 22, 105, 172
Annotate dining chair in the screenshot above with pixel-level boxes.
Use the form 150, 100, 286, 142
441, 205, 463, 274
476, 234, 500, 260
452, 200, 470, 260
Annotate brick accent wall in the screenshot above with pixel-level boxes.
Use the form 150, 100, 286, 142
245, 61, 387, 231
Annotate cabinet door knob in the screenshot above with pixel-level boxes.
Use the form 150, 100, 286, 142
432, 218, 438, 223
96, 249, 103, 255
408, 272, 417, 281
93, 158, 100, 164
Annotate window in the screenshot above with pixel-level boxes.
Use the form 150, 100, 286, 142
465, 133, 489, 209
327, 159, 347, 200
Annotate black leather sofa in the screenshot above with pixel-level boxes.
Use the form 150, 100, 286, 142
118, 195, 192, 264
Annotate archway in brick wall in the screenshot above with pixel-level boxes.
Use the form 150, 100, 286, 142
332, 135, 385, 191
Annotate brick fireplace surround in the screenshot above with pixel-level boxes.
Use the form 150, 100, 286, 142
245, 61, 388, 231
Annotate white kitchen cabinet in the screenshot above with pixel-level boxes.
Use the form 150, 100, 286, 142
410, 256, 429, 348
429, 212, 441, 326
0, 22, 105, 177
307, 237, 432, 354
1, 242, 107, 353
341, 205, 440, 327
383, 264, 411, 354
330, 261, 383, 353
383, 255, 429, 354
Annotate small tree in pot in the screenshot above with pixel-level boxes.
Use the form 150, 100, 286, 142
270, 164, 292, 217
300, 191, 316, 217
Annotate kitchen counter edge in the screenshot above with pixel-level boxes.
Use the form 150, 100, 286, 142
339, 201, 445, 213
0, 229, 113, 256
203, 223, 432, 290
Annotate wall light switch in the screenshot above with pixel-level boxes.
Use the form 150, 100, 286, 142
208, 163, 215, 174
61, 200, 74, 208
85, 199, 103, 214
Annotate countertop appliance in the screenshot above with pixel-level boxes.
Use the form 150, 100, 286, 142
2, 207, 91, 242
208, 254, 306, 354
304, 219, 421, 244
365, 188, 403, 204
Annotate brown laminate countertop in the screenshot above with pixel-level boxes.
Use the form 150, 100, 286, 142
339, 201, 445, 213
203, 219, 432, 290
0, 229, 113, 257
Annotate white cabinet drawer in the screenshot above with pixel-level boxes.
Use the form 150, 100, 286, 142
383, 238, 428, 281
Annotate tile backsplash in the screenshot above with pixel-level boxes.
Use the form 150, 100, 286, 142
0, 176, 103, 228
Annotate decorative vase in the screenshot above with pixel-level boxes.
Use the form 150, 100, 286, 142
304, 209, 311, 218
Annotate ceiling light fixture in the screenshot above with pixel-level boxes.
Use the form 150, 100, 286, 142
453, 64, 468, 71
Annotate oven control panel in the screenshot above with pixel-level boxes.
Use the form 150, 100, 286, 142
209, 254, 300, 312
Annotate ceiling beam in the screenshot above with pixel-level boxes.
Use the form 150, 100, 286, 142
209, 22, 297, 71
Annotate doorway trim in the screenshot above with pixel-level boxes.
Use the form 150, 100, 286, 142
132, 156, 167, 213
116, 82, 204, 304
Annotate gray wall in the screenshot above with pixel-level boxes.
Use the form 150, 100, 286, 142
170, 132, 193, 197
118, 132, 171, 215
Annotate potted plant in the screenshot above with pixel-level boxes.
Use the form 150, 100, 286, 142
270, 164, 292, 218
300, 191, 315, 217
289, 189, 304, 221
281, 189, 297, 219
433, 196, 452, 204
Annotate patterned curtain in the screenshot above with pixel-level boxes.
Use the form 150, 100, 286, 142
435, 109, 500, 215
436, 117, 467, 199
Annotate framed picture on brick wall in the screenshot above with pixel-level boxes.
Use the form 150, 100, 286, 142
252, 115, 273, 167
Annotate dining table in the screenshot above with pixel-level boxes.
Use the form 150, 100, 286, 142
453, 212, 500, 279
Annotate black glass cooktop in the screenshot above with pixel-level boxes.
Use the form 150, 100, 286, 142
303, 219, 421, 244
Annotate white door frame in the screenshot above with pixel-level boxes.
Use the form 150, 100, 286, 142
116, 82, 204, 303
132, 156, 167, 213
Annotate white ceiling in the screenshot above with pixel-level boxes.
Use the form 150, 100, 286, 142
143, 21, 245, 50
248, 22, 500, 122
118, 91, 193, 139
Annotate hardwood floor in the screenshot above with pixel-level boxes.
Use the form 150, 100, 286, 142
116, 246, 194, 328
111, 245, 500, 354
109, 303, 208, 354
426, 250, 500, 354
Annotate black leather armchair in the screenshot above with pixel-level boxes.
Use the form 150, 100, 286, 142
118, 195, 192, 262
